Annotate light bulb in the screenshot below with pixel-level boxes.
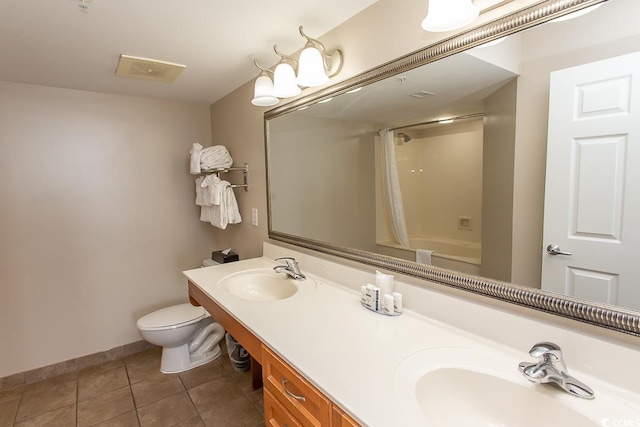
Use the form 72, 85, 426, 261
272, 62, 301, 98
297, 45, 329, 87
422, 0, 478, 32
251, 73, 278, 107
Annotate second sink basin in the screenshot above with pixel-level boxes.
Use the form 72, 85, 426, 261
394, 347, 638, 427
218, 268, 315, 301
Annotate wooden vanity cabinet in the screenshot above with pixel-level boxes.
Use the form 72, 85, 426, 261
262, 345, 361, 427
188, 281, 360, 427
264, 387, 304, 427
262, 345, 331, 426
331, 406, 360, 427
188, 281, 263, 389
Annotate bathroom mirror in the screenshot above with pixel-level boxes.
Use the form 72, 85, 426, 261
266, 0, 640, 336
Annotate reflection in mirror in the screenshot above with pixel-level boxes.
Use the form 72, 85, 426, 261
266, 0, 640, 332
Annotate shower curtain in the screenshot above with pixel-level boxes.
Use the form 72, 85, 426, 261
379, 129, 410, 248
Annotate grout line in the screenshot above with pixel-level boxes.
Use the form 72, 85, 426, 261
8, 349, 261, 427
11, 386, 25, 427
121, 355, 142, 427
75, 372, 79, 427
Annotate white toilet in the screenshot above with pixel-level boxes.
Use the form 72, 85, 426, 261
136, 259, 225, 373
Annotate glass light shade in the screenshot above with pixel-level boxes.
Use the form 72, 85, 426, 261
251, 73, 279, 107
272, 62, 301, 98
421, 0, 479, 32
297, 45, 329, 87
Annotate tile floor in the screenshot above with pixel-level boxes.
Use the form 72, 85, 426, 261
0, 344, 264, 426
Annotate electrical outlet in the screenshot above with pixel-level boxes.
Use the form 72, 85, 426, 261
251, 208, 258, 226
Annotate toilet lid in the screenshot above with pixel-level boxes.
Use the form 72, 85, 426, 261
137, 303, 206, 330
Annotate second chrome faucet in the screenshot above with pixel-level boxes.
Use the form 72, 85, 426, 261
273, 257, 306, 280
518, 342, 594, 399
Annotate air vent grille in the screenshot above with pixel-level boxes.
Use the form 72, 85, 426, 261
115, 55, 186, 83
409, 90, 436, 98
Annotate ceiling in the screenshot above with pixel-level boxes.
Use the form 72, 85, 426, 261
291, 52, 518, 129
0, 0, 378, 105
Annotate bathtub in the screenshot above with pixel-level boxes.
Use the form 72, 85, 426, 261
376, 236, 481, 275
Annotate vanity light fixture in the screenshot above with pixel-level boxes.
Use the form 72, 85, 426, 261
250, 26, 344, 107
422, 0, 479, 32
251, 60, 279, 107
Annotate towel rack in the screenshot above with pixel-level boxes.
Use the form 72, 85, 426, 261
199, 163, 249, 191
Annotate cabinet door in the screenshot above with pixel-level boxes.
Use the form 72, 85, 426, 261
332, 405, 360, 427
264, 388, 304, 427
262, 345, 331, 427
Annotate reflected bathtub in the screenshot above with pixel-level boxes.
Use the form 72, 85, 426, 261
376, 236, 481, 275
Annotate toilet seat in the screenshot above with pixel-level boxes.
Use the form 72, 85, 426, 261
137, 303, 206, 331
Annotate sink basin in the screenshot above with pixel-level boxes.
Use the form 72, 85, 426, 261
218, 268, 315, 301
394, 347, 638, 427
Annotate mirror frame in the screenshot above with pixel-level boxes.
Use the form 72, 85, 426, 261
265, 0, 640, 337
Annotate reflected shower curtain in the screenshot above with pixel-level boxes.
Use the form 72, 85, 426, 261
379, 129, 410, 248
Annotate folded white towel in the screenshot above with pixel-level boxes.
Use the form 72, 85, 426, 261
200, 145, 233, 172
416, 249, 433, 265
208, 180, 242, 229
225, 184, 242, 225
190, 143, 203, 174
200, 205, 214, 223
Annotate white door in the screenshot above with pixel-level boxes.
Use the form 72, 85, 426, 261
541, 51, 640, 311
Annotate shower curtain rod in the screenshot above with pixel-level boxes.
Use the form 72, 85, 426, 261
388, 112, 485, 132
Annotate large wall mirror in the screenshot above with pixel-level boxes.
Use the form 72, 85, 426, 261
265, 0, 640, 336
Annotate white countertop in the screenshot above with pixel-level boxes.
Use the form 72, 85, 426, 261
184, 250, 640, 426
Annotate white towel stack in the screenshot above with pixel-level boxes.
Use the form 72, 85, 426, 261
190, 143, 233, 174
195, 175, 242, 229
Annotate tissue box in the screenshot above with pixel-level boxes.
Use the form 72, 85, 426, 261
211, 250, 239, 263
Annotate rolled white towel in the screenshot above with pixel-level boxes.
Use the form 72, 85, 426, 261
200, 145, 233, 171
190, 143, 203, 174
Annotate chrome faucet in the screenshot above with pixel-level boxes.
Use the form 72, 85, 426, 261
518, 342, 594, 399
273, 257, 306, 280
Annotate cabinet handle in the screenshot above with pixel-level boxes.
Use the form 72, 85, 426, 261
281, 378, 306, 402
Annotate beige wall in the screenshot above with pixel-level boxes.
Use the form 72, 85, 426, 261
396, 120, 483, 243
481, 79, 517, 282
208, 83, 268, 260
269, 116, 376, 251
208, 0, 541, 259
0, 82, 214, 377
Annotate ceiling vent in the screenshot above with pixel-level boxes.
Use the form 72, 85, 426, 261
409, 90, 436, 98
115, 55, 186, 83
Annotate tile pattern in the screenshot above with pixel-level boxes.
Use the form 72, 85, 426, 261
1, 341, 157, 393
0, 343, 264, 426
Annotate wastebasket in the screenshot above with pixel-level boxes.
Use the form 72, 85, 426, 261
225, 332, 250, 372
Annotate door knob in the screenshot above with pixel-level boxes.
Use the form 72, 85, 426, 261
546, 244, 572, 256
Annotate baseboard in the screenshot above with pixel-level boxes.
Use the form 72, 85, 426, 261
0, 340, 157, 391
